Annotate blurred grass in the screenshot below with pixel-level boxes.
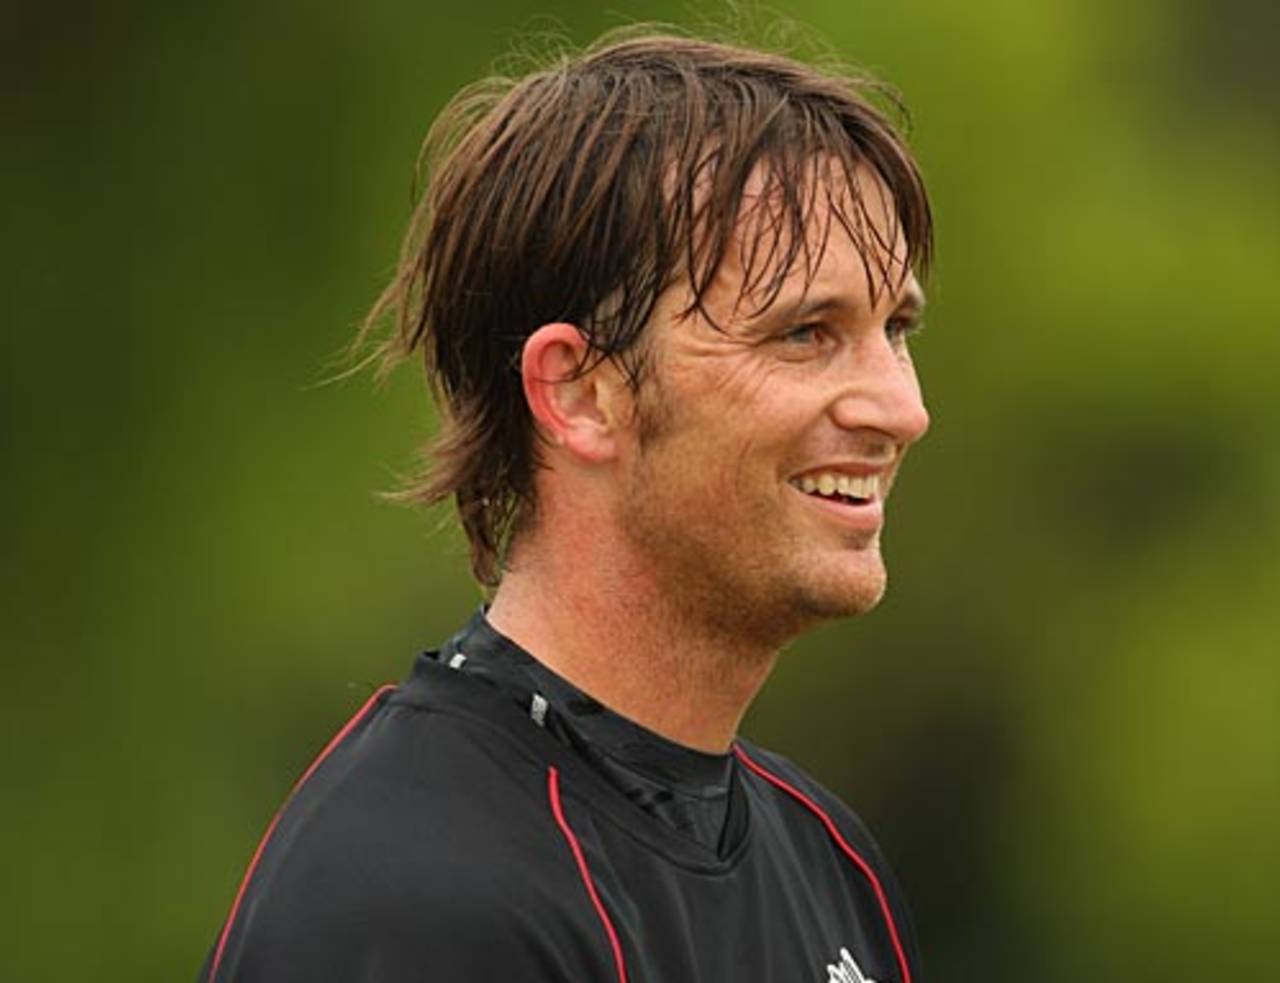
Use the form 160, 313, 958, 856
3, 1, 1277, 980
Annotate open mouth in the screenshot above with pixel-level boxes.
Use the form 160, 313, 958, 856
788, 472, 880, 507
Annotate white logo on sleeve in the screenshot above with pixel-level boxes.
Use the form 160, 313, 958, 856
824, 946, 878, 983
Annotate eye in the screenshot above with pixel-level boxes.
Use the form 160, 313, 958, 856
886, 315, 924, 346
779, 323, 824, 346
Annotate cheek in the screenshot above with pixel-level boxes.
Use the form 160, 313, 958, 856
666, 346, 780, 406
642, 362, 810, 495
646, 428, 751, 518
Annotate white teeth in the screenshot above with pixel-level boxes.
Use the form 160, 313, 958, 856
791, 472, 880, 500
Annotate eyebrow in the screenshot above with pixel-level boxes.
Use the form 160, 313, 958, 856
743, 280, 927, 332
896, 281, 927, 315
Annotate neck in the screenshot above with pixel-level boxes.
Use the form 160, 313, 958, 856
485, 525, 779, 754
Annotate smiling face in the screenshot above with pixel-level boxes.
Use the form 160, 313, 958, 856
612, 167, 930, 645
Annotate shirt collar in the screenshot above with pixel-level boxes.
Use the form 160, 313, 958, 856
439, 607, 740, 852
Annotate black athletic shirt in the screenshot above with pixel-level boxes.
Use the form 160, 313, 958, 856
438, 612, 745, 857
199, 615, 923, 982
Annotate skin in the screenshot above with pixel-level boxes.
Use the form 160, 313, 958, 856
487, 165, 929, 753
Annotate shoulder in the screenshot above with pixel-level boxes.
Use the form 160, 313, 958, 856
203, 684, 612, 981
734, 739, 885, 859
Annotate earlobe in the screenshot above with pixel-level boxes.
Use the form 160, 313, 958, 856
521, 323, 621, 463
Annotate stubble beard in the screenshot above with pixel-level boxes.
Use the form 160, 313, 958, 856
622, 452, 888, 656
620, 478, 888, 659
623, 372, 889, 657
798, 535, 888, 620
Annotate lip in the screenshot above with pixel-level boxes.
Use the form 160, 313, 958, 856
788, 482, 885, 533
788, 461, 892, 482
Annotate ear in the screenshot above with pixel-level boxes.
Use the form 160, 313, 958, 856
521, 323, 628, 464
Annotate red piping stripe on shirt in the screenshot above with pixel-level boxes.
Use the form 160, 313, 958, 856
733, 745, 914, 983
547, 766, 629, 983
207, 684, 396, 982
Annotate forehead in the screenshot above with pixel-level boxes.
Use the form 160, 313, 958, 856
702, 157, 917, 323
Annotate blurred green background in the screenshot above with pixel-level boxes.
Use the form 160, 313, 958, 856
4, 0, 1277, 979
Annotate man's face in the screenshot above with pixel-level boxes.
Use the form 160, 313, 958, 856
614, 170, 930, 644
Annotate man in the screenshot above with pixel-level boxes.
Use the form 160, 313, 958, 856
202, 28, 933, 983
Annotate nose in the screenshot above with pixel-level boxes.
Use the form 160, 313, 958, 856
828, 336, 930, 447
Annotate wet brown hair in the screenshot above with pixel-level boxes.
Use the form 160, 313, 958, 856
359, 27, 932, 587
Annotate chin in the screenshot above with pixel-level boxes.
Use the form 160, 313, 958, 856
792, 554, 888, 620
802, 580, 886, 619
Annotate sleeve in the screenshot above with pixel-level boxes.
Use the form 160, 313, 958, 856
198, 693, 619, 982
199, 843, 617, 982
198, 768, 618, 983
